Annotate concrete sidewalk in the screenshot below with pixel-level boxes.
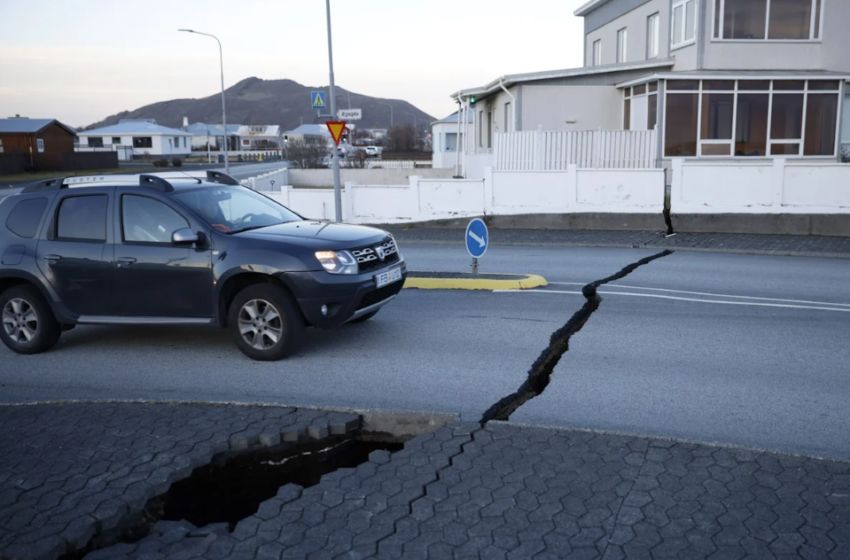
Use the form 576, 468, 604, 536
385, 227, 850, 259
1, 402, 848, 559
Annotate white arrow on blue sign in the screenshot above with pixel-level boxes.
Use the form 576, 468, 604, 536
465, 218, 488, 259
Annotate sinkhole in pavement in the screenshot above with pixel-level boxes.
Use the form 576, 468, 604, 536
151, 435, 404, 530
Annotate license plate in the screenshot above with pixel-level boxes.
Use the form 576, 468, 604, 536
375, 267, 402, 288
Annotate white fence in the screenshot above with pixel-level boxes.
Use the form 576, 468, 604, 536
364, 160, 431, 169
256, 166, 664, 224
672, 159, 850, 214
494, 128, 658, 171
240, 168, 288, 191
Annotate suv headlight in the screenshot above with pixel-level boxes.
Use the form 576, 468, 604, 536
315, 250, 358, 274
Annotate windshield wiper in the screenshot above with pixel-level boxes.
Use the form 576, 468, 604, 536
229, 224, 280, 235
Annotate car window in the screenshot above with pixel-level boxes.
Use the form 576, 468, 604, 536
6, 198, 48, 238
174, 186, 301, 234
56, 195, 108, 242
122, 195, 189, 244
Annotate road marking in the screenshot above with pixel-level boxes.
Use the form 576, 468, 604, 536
493, 289, 850, 313
547, 282, 850, 309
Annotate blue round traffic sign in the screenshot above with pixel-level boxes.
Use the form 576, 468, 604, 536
465, 218, 488, 258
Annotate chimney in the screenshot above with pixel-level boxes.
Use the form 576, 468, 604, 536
183, 117, 189, 129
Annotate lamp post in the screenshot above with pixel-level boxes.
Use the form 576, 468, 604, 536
179, 29, 229, 174
325, 0, 342, 223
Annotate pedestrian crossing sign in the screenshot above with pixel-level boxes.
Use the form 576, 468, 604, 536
311, 91, 327, 109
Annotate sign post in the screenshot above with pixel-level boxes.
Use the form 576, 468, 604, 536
465, 218, 488, 275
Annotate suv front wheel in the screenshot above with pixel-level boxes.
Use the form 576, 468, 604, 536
228, 284, 305, 361
0, 285, 62, 355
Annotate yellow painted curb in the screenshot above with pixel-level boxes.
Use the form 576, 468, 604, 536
403, 274, 548, 291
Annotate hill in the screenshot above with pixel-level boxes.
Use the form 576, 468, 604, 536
84, 77, 434, 131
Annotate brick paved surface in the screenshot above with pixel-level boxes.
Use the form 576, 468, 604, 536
385, 227, 850, 259
75, 420, 850, 560
0, 403, 360, 560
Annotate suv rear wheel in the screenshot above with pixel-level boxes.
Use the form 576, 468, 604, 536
228, 284, 304, 361
0, 285, 61, 355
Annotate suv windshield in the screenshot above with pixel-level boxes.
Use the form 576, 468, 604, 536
174, 186, 302, 234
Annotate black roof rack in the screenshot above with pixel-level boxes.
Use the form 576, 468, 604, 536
21, 178, 67, 193
206, 171, 239, 185
138, 175, 174, 192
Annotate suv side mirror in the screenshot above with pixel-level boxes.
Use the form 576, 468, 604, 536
172, 228, 200, 245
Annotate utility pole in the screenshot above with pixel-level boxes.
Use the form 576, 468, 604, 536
325, 0, 342, 222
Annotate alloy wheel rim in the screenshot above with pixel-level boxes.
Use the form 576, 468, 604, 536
238, 299, 284, 351
2, 298, 38, 343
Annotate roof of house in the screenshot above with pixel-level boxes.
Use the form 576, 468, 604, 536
432, 111, 475, 126
187, 123, 241, 136
574, 0, 612, 17
0, 118, 76, 135
79, 122, 192, 136
236, 125, 281, 137
286, 124, 331, 137
450, 59, 675, 99
616, 69, 850, 88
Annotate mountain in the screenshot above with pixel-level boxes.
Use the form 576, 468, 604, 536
84, 77, 434, 132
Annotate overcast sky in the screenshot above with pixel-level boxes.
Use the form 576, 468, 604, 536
0, 0, 586, 127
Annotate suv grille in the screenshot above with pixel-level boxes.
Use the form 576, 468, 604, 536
352, 237, 400, 273
357, 279, 404, 310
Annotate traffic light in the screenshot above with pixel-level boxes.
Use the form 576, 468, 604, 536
470, 96, 476, 106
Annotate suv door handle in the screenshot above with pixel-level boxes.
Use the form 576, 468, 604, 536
44, 254, 62, 262
117, 257, 137, 267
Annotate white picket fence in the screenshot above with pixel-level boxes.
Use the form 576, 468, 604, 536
364, 160, 432, 169
495, 127, 659, 170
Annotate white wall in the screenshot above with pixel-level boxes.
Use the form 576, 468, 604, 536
672, 159, 850, 214
288, 168, 453, 188
521, 86, 623, 131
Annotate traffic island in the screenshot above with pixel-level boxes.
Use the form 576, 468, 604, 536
403, 271, 548, 290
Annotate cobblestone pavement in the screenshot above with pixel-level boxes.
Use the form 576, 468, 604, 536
0, 403, 360, 560
385, 227, 850, 259
71, 418, 850, 559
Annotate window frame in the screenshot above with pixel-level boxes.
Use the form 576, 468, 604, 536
647, 13, 660, 59
662, 78, 842, 159
87, 137, 104, 148
622, 82, 659, 131
672, 0, 697, 50
120, 194, 191, 246
54, 194, 109, 244
112, 137, 121, 145
592, 39, 602, 66
713, 0, 824, 41
617, 28, 628, 64
132, 137, 152, 149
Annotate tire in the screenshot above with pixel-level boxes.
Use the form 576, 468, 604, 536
228, 284, 304, 361
348, 310, 379, 324
0, 285, 61, 355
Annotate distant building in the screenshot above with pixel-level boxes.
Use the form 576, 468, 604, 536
187, 123, 240, 152
0, 117, 78, 173
236, 125, 282, 151
77, 121, 192, 159
285, 124, 333, 148
431, 112, 474, 170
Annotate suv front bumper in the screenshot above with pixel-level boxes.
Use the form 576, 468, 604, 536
282, 258, 408, 329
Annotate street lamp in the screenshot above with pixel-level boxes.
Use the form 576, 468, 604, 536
377, 101, 394, 128
179, 29, 229, 174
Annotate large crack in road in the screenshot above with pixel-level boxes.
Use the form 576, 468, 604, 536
480, 249, 674, 423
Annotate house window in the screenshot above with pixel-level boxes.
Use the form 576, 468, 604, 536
446, 132, 458, 152
133, 137, 152, 148
665, 79, 840, 157
0, 138, 3, 153
487, 111, 492, 149
592, 39, 602, 66
36, 139, 45, 153
504, 102, 512, 132
672, 0, 697, 48
617, 28, 627, 63
624, 89, 631, 130
716, 0, 822, 40
647, 13, 660, 58
478, 111, 484, 147
88, 137, 104, 148
112, 137, 121, 145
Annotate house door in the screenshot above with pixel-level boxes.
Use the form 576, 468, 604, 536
630, 96, 649, 130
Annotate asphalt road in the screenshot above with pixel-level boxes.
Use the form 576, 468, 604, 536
1, 245, 849, 460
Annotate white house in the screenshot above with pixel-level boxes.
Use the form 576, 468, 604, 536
77, 121, 192, 158
285, 124, 334, 148
187, 123, 240, 152
451, 0, 849, 163
236, 125, 282, 151
431, 111, 474, 170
